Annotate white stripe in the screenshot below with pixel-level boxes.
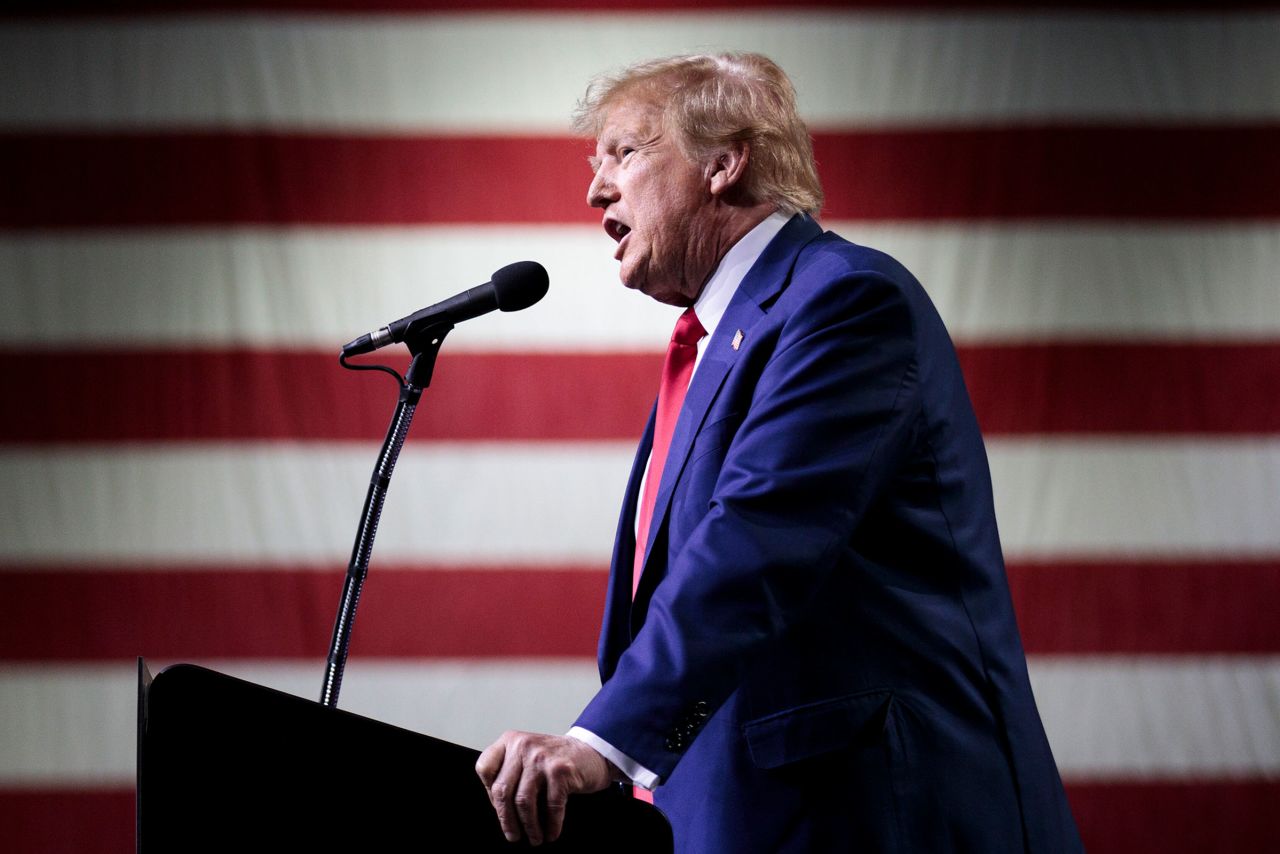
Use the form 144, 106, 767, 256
0, 226, 674, 351
2, 13, 1278, 131
2, 440, 1278, 566
3, 657, 1277, 785
0, 443, 634, 566
989, 439, 1280, 559
4, 224, 1278, 348
1030, 656, 1280, 780
0, 659, 601, 787
855, 224, 1280, 344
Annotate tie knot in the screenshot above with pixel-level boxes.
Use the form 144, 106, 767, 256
672, 307, 706, 347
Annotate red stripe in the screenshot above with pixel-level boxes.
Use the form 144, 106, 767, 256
5, 781, 1277, 854
4, 343, 1278, 443
1067, 781, 1280, 854
0, 789, 135, 854
816, 125, 1280, 221
3, 559, 1277, 661
0, 566, 607, 661
1007, 559, 1280, 654
4, 127, 1279, 227
0, 134, 593, 228
0, 349, 662, 442
959, 342, 1280, 436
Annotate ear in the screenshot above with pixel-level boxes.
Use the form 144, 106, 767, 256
708, 141, 750, 197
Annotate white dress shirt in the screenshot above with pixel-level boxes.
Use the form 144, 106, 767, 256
567, 211, 792, 789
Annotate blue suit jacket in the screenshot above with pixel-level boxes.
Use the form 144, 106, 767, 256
575, 215, 1083, 853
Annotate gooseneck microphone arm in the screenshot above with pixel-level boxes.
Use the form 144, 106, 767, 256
318, 326, 444, 710
320, 262, 548, 709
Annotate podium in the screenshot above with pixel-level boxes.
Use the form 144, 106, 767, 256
137, 660, 672, 852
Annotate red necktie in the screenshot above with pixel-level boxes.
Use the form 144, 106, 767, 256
633, 306, 707, 597
631, 307, 705, 806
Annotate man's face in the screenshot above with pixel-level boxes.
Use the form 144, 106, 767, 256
587, 99, 718, 306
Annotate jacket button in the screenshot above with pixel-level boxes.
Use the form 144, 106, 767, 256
692, 701, 710, 718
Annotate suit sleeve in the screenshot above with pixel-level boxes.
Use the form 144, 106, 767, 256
574, 263, 922, 781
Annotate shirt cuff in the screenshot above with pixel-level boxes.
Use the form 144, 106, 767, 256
566, 726, 661, 791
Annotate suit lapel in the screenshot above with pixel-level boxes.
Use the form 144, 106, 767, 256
634, 214, 824, 592
599, 405, 655, 679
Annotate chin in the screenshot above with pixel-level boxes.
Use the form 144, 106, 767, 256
649, 291, 694, 307
620, 264, 694, 307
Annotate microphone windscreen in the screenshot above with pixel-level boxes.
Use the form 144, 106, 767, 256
491, 261, 549, 312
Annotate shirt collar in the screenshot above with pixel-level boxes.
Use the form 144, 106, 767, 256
693, 210, 791, 340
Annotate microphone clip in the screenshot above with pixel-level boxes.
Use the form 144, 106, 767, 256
402, 320, 455, 390
338, 319, 454, 394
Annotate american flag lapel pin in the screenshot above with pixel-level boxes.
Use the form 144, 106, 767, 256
732, 329, 744, 351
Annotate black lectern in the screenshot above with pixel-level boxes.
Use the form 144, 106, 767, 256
137, 660, 672, 852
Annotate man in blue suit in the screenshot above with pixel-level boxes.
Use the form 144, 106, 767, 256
477, 53, 1083, 852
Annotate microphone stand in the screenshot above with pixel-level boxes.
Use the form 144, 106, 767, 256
320, 320, 454, 708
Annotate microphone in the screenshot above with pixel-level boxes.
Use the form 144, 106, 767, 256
341, 261, 549, 356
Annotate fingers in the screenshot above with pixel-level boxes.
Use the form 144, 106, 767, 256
482, 732, 527, 844
474, 731, 611, 846
515, 761, 546, 846
542, 757, 570, 844
513, 742, 572, 846
474, 738, 505, 788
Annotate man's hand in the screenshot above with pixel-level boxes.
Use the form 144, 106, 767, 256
475, 731, 616, 846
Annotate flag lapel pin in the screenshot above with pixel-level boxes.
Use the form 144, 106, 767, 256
731, 329, 744, 351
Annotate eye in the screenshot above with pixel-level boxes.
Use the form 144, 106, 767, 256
620, 147, 635, 160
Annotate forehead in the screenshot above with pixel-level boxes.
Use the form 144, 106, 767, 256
595, 97, 663, 145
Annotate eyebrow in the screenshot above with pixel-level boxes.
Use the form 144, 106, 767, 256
585, 123, 653, 175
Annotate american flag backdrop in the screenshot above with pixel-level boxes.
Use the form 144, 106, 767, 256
2, 2, 1279, 852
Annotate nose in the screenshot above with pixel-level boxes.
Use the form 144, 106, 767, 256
587, 167, 619, 209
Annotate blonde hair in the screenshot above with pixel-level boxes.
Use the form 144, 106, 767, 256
572, 53, 824, 216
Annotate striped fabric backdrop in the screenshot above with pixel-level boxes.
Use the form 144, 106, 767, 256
2, 3, 1278, 852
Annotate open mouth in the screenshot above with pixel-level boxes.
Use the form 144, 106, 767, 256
605, 219, 631, 243
605, 219, 632, 260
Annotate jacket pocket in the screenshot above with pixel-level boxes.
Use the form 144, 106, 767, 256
742, 689, 896, 770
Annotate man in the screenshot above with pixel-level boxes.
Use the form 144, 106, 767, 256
477, 53, 1083, 853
